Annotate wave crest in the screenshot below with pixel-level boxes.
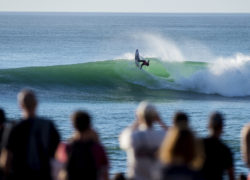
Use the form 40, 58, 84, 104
178, 54, 250, 96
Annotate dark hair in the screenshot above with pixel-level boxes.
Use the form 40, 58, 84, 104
18, 89, 37, 110
209, 112, 224, 131
238, 174, 247, 180
173, 111, 189, 129
72, 111, 91, 132
0, 108, 6, 124
112, 173, 126, 180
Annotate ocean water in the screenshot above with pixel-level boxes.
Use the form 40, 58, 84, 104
0, 12, 250, 176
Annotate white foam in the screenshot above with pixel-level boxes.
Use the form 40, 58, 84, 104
178, 54, 250, 97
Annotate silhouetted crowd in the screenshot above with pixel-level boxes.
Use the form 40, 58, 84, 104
0, 89, 250, 180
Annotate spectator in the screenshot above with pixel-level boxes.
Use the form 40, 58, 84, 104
0, 89, 60, 180
0, 109, 15, 155
238, 174, 247, 180
201, 112, 234, 180
112, 173, 126, 180
119, 101, 168, 180
0, 108, 6, 152
172, 112, 204, 169
173, 111, 189, 129
241, 124, 250, 167
158, 127, 203, 180
65, 110, 109, 180
0, 108, 7, 180
241, 124, 250, 180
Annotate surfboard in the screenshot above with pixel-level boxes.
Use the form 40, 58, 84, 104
135, 49, 140, 68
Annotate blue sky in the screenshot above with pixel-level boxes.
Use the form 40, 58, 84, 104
1, 0, 250, 12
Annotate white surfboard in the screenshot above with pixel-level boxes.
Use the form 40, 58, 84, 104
135, 49, 140, 67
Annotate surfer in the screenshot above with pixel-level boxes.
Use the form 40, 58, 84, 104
135, 49, 150, 69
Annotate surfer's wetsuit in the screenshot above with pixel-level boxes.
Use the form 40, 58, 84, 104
135, 49, 149, 69
140, 60, 150, 69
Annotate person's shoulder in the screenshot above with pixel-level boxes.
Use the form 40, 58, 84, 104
69, 139, 96, 147
36, 117, 53, 123
144, 128, 166, 138
202, 136, 213, 142
219, 139, 233, 154
35, 117, 56, 127
203, 136, 219, 145
132, 129, 166, 146
11, 119, 29, 130
68, 139, 104, 154
91, 141, 106, 153
154, 129, 167, 137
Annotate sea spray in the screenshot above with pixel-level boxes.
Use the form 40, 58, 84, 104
178, 54, 250, 96
128, 33, 185, 62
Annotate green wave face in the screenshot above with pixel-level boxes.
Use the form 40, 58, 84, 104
0, 59, 207, 94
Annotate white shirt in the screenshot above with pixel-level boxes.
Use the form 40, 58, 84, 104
119, 125, 166, 180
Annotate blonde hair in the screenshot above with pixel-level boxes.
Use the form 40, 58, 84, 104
136, 101, 159, 127
159, 127, 204, 169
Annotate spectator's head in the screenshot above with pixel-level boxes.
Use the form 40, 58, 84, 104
238, 173, 247, 180
112, 173, 126, 180
136, 101, 160, 128
159, 127, 196, 166
208, 112, 224, 137
173, 111, 189, 129
0, 108, 6, 125
72, 111, 91, 133
18, 89, 37, 118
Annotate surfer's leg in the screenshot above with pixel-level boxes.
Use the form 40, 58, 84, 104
140, 63, 143, 69
138, 59, 144, 63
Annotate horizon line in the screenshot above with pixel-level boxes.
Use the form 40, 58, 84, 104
0, 11, 250, 14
